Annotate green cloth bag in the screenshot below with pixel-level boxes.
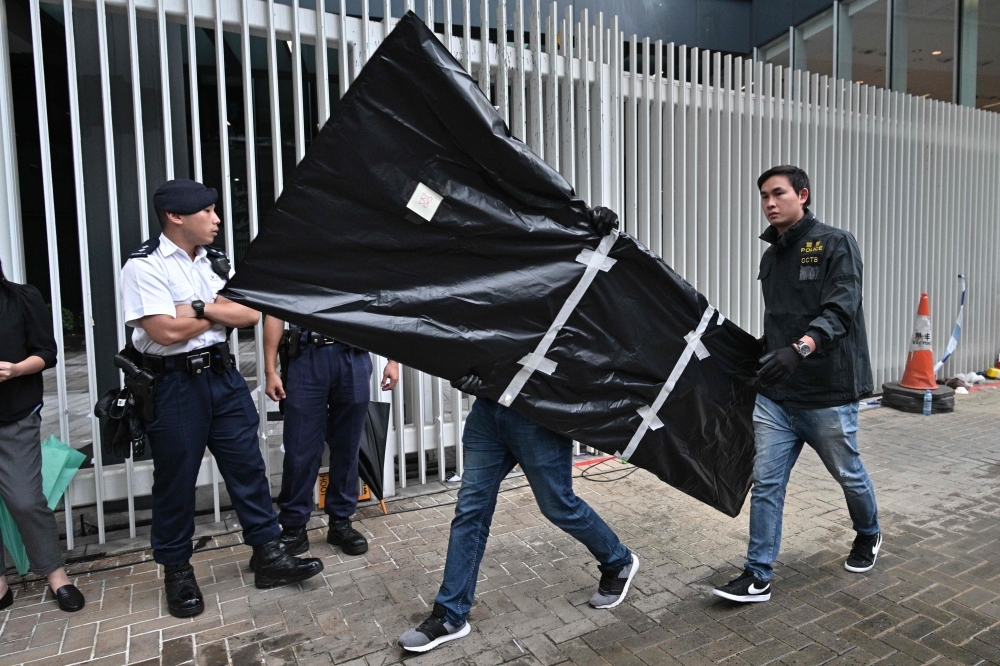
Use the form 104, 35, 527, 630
1, 435, 86, 575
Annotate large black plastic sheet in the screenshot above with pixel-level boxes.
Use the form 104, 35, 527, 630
223, 12, 760, 516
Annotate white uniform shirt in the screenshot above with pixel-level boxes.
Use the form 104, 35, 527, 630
121, 233, 229, 355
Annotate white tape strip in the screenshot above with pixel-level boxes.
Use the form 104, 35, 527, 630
636, 406, 664, 430
684, 331, 710, 360
519, 352, 558, 376
499, 230, 620, 407
717, 313, 725, 326
576, 248, 617, 272
617, 306, 717, 461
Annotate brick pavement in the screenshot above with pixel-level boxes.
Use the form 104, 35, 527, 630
3, 388, 1000, 666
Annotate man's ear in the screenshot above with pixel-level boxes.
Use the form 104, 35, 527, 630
798, 187, 810, 205
165, 211, 185, 227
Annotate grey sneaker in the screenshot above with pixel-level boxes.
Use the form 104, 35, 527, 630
589, 552, 639, 609
398, 603, 471, 653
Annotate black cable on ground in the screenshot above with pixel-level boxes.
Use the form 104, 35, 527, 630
579, 459, 639, 483
10, 464, 638, 585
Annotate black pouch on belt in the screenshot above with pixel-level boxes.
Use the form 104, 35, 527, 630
210, 342, 232, 373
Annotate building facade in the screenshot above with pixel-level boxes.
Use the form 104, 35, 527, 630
756, 0, 1000, 111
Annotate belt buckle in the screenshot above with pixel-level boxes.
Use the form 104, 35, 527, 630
186, 350, 212, 375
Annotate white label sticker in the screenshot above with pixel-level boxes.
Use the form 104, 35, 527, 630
406, 182, 443, 221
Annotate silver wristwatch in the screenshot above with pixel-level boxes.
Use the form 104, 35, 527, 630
794, 340, 813, 358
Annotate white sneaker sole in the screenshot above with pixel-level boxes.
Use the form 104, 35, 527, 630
844, 534, 882, 573
712, 588, 771, 603
400, 622, 471, 653
591, 554, 640, 609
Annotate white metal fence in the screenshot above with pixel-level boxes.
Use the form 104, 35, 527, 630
2, 0, 999, 550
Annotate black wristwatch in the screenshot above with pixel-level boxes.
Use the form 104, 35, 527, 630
191, 299, 206, 319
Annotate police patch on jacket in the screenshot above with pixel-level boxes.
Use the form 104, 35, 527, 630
798, 239, 824, 280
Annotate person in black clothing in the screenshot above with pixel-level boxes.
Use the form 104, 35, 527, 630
0, 258, 85, 613
713, 166, 880, 605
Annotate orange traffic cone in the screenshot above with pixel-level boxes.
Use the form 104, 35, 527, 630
898, 293, 938, 390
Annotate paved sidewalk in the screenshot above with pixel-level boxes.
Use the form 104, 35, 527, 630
3, 389, 1000, 666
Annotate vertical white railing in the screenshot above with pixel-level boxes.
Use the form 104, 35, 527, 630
28, 0, 72, 544
4, 0, 999, 550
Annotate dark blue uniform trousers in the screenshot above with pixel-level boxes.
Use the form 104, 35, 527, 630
145, 365, 280, 565
277, 343, 372, 527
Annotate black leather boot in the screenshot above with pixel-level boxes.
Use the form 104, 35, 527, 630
164, 563, 204, 618
248, 526, 309, 571
251, 537, 324, 589
327, 518, 368, 556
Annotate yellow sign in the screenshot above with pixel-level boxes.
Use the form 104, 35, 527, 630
800, 240, 825, 253
316, 473, 370, 509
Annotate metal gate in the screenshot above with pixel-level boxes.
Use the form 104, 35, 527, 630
1, 0, 998, 550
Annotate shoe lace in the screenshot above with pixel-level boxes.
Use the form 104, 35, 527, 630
165, 568, 199, 594
330, 521, 358, 538
729, 569, 756, 586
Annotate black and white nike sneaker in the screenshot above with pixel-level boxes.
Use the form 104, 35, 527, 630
398, 603, 471, 653
712, 569, 771, 603
845, 532, 882, 573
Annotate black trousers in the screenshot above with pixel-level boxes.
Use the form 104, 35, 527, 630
144, 365, 280, 565
277, 343, 372, 526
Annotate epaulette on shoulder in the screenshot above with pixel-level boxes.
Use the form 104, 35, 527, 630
128, 237, 160, 259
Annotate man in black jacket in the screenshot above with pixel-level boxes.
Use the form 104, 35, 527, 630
714, 166, 880, 604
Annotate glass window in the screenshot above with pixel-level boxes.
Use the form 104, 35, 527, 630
979, 0, 1000, 110
796, 8, 834, 77
892, 0, 956, 101
842, 0, 889, 88
761, 34, 790, 69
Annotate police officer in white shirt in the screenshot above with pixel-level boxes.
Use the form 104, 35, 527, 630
121, 179, 323, 619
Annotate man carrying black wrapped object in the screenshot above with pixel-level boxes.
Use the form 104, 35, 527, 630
397, 207, 638, 654
714, 166, 880, 604
221, 12, 761, 521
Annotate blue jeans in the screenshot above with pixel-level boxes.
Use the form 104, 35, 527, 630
435, 399, 631, 626
746, 394, 880, 581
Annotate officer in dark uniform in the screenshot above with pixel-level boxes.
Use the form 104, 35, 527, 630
120, 180, 324, 619
263, 317, 398, 556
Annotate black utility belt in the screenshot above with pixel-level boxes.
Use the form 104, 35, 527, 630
302, 331, 356, 350
141, 342, 232, 376
305, 331, 338, 347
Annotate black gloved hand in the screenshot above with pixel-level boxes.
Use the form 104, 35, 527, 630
757, 346, 802, 386
451, 374, 482, 395
589, 206, 619, 236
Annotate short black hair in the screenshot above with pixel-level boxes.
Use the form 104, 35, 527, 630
757, 165, 811, 207
155, 207, 171, 230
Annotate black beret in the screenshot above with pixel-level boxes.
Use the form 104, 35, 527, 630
152, 179, 218, 215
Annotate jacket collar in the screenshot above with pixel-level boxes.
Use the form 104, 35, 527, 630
759, 211, 817, 249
